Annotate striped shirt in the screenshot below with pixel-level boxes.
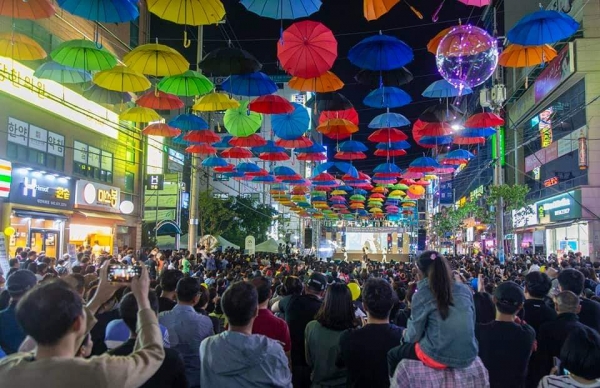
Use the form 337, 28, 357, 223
538, 375, 600, 388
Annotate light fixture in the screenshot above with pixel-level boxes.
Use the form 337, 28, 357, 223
119, 200, 135, 215
451, 124, 463, 131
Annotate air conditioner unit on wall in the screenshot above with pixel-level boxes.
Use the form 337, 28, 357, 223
480, 89, 492, 108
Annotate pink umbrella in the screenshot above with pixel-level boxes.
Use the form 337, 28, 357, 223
458, 0, 490, 6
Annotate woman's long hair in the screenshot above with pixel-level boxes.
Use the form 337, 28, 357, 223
417, 250, 454, 320
315, 283, 356, 331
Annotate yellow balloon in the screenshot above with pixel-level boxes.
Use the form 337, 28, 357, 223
3, 227, 15, 236
348, 282, 361, 301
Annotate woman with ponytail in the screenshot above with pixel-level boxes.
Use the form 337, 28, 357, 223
388, 251, 478, 374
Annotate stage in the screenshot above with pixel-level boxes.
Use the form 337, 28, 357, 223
332, 252, 410, 262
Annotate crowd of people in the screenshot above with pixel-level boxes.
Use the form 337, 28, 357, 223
0, 243, 599, 388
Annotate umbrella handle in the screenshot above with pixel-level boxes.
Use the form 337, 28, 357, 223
432, 0, 445, 22
94, 25, 103, 49
183, 31, 192, 48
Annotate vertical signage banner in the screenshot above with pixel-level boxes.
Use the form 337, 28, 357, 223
245, 235, 256, 255
491, 126, 505, 166
534, 45, 573, 103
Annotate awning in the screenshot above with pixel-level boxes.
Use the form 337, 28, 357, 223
76, 211, 125, 221
14, 210, 69, 220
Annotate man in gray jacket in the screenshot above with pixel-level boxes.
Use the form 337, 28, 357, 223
200, 281, 291, 388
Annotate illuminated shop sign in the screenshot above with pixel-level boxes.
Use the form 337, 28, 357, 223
539, 107, 553, 148
74, 180, 121, 213
536, 190, 581, 223
9, 165, 74, 209
0, 159, 11, 198
512, 205, 538, 228
543, 176, 559, 187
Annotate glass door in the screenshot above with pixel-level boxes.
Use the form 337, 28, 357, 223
30, 229, 60, 259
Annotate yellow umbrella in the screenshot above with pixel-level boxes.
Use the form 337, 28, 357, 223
193, 92, 240, 111
0, 32, 46, 60
123, 42, 189, 77
369, 208, 383, 213
499, 44, 557, 68
389, 190, 406, 196
93, 65, 151, 93
288, 71, 344, 93
331, 190, 347, 195
119, 107, 161, 122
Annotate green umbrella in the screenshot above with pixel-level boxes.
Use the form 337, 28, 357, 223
224, 100, 262, 137
392, 183, 409, 190
157, 70, 213, 97
51, 39, 117, 71
34, 61, 92, 84
350, 194, 366, 201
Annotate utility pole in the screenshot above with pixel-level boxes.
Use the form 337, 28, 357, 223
492, 83, 507, 263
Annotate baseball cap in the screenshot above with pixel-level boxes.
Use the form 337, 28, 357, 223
494, 281, 525, 307
307, 272, 327, 292
6, 270, 37, 296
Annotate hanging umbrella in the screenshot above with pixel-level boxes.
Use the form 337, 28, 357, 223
34, 61, 91, 84
240, 0, 322, 19
83, 85, 132, 105
229, 133, 267, 147
414, 121, 453, 137
213, 136, 233, 148
427, 27, 453, 54
363, 0, 400, 21
317, 119, 359, 140
461, 127, 496, 137
202, 156, 228, 167
272, 102, 310, 139
319, 108, 359, 125
142, 123, 181, 137
348, 34, 413, 70
124, 42, 189, 77
277, 20, 337, 78
507, 9, 579, 46
184, 130, 220, 143
214, 164, 236, 172
221, 72, 277, 96
249, 95, 294, 114
408, 156, 440, 172
363, 86, 411, 108
224, 100, 262, 136
56, 0, 138, 22
221, 147, 254, 159
193, 92, 239, 111
158, 70, 214, 96
199, 47, 261, 75
288, 71, 344, 92
499, 44, 557, 68
93, 65, 151, 92
464, 112, 505, 128
355, 67, 413, 87
335, 151, 366, 160
369, 112, 410, 128
119, 107, 161, 122
147, 0, 225, 28
419, 103, 463, 123
374, 148, 406, 157
445, 149, 475, 160
136, 90, 184, 110
0, 32, 46, 60
373, 162, 402, 177
422, 79, 472, 98
273, 166, 298, 178
368, 128, 408, 142
257, 141, 290, 161
276, 137, 313, 148
306, 92, 353, 111
169, 114, 209, 130
0, 0, 55, 19
51, 39, 116, 71
339, 140, 368, 152
186, 143, 216, 154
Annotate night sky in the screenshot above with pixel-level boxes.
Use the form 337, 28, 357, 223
151, 0, 488, 174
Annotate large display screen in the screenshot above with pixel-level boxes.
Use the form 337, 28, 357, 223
345, 232, 388, 253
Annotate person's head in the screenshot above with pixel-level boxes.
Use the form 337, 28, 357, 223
64, 274, 86, 297
493, 281, 525, 316
417, 251, 454, 319
27, 251, 36, 259
120, 290, 159, 333
221, 281, 258, 327
251, 276, 272, 305
306, 272, 327, 296
554, 290, 580, 315
362, 278, 395, 320
196, 285, 210, 310
315, 283, 355, 331
27, 262, 38, 274
558, 268, 585, 295
282, 276, 303, 295
560, 327, 600, 381
6, 270, 37, 300
524, 271, 552, 299
474, 292, 496, 324
8, 258, 19, 269
160, 269, 184, 293
176, 277, 201, 304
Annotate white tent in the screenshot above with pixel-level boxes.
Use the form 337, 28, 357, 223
217, 236, 240, 250
255, 238, 280, 253
156, 234, 239, 251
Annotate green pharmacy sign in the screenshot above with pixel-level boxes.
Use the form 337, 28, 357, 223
536, 190, 581, 223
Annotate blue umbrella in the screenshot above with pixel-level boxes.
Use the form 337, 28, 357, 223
273, 166, 297, 177
422, 80, 473, 98
296, 143, 326, 154
202, 156, 228, 167
409, 156, 440, 169
83, 85, 131, 105
224, 171, 245, 178
213, 135, 234, 148
57, 0, 139, 23
461, 127, 496, 137
348, 34, 414, 71
253, 175, 278, 183
312, 162, 359, 178
339, 140, 368, 153
507, 9, 579, 46
272, 102, 310, 140
374, 162, 402, 174
34, 61, 92, 84
354, 189, 368, 195
236, 162, 261, 173
376, 141, 411, 150
369, 112, 410, 129
221, 72, 277, 96
363, 87, 412, 109
253, 140, 286, 153
446, 149, 475, 160
169, 114, 209, 131
418, 136, 453, 145
240, 0, 322, 19
172, 134, 189, 146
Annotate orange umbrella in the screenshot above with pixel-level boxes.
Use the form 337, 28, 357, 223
142, 123, 181, 137
0, 0, 55, 19
363, 0, 399, 21
499, 44, 557, 68
317, 119, 359, 140
288, 71, 344, 93
427, 27, 453, 54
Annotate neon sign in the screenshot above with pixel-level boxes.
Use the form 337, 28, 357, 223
543, 177, 559, 187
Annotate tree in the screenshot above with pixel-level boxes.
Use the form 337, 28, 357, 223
198, 190, 236, 238
222, 196, 278, 247
488, 184, 530, 212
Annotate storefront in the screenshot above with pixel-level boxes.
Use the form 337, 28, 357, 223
537, 190, 587, 256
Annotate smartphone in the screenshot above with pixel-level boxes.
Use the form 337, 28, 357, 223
107, 265, 142, 283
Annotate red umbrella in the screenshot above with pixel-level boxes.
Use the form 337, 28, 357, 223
249, 95, 294, 114
454, 136, 486, 145
335, 151, 366, 160
413, 121, 452, 137
259, 152, 290, 161
313, 172, 336, 181
464, 112, 504, 128
297, 152, 327, 161
184, 130, 221, 143
277, 20, 337, 78
229, 134, 267, 147
319, 108, 359, 125
185, 144, 216, 154
414, 180, 431, 186
276, 137, 313, 148
374, 149, 407, 157
368, 128, 408, 142
221, 147, 254, 159
246, 169, 269, 177
136, 90, 184, 110
213, 164, 235, 172
142, 123, 181, 137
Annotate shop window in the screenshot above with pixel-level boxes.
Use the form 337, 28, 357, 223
6, 143, 64, 171
73, 141, 113, 183
7, 118, 65, 171
126, 139, 136, 164
125, 171, 135, 192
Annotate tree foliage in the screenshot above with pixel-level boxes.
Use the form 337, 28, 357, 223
222, 196, 278, 247
488, 184, 530, 212
198, 190, 236, 238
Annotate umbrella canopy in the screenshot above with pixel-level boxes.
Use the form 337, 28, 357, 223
51, 39, 116, 71
221, 147, 254, 159
142, 123, 181, 137
461, 127, 496, 137
453, 136, 486, 145
202, 156, 228, 167
419, 103, 463, 123
277, 20, 337, 78
355, 67, 413, 87
272, 166, 297, 177
413, 121, 453, 137
213, 136, 234, 148
193, 92, 239, 111
214, 164, 236, 172
369, 112, 410, 128
339, 140, 368, 152
83, 85, 131, 105
272, 102, 310, 140
363, 0, 400, 21
306, 92, 353, 111
0, 32, 46, 60
124, 43, 189, 77
169, 114, 209, 130
297, 152, 327, 161
229, 134, 267, 147
464, 112, 504, 128
296, 143, 326, 154
363, 86, 412, 108
0, 0, 55, 19
422, 79, 472, 98
34, 61, 91, 84
137, 90, 184, 110
147, 0, 225, 26
507, 9, 579, 46
221, 72, 277, 96
373, 162, 402, 177
199, 47, 261, 75
335, 151, 366, 160
458, 0, 490, 6
374, 148, 406, 157
427, 27, 453, 54
368, 127, 408, 142
56, 0, 138, 22
186, 143, 217, 154
158, 70, 214, 96
408, 156, 440, 172
93, 65, 151, 92
317, 119, 359, 140
184, 130, 221, 143
348, 34, 413, 70
288, 71, 344, 92
224, 100, 263, 136
276, 137, 313, 148
319, 108, 359, 125
499, 44, 557, 68
119, 107, 161, 123
240, 0, 322, 19
249, 95, 294, 114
